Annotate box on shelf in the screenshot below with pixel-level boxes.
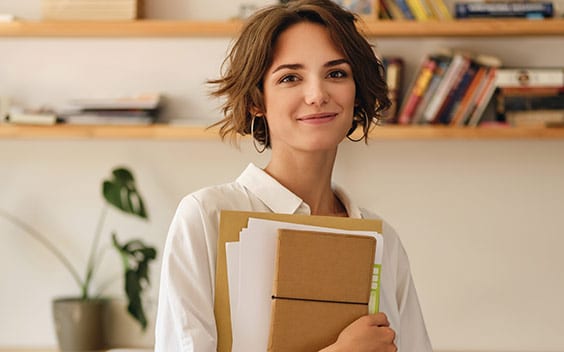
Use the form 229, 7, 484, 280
41, 0, 142, 20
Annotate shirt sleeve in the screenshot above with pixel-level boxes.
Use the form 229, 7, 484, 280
384, 221, 433, 352
154, 195, 218, 352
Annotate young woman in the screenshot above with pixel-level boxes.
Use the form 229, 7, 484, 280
155, 1, 432, 351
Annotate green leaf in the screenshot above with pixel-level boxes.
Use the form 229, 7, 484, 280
112, 234, 157, 331
102, 167, 148, 219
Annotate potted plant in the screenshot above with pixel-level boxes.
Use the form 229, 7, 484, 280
0, 166, 157, 351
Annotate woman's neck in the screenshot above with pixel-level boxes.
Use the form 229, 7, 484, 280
264, 149, 347, 217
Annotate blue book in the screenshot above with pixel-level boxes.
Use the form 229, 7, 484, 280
455, 2, 554, 18
394, 0, 416, 19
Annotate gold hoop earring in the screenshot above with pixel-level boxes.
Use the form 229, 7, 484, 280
347, 114, 371, 142
251, 115, 268, 153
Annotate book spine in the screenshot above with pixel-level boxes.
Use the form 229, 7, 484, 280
397, 57, 436, 124
406, 0, 431, 20
449, 66, 488, 126
429, 0, 453, 20
467, 67, 498, 127
383, 57, 404, 123
423, 54, 467, 123
437, 61, 477, 124
411, 57, 451, 124
393, 0, 416, 19
383, 0, 407, 19
455, 2, 554, 18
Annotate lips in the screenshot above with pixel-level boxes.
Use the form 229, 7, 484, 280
297, 112, 338, 121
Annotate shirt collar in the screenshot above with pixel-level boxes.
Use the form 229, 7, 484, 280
236, 163, 304, 214
237, 163, 363, 218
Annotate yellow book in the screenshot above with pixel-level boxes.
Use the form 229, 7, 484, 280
406, 0, 430, 20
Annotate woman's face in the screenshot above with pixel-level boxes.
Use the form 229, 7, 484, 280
261, 21, 356, 154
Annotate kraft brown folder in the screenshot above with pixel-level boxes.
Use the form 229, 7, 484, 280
268, 229, 376, 352
214, 210, 382, 352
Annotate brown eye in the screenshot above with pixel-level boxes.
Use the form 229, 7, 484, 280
328, 70, 347, 79
280, 74, 299, 83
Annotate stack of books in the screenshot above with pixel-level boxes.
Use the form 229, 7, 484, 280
396, 49, 502, 127
60, 93, 161, 125
41, 0, 141, 20
494, 68, 564, 127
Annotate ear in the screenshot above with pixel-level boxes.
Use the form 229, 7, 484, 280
250, 105, 264, 117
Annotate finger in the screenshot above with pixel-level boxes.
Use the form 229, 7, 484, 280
363, 312, 390, 327
380, 326, 396, 342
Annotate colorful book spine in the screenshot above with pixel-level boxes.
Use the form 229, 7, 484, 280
397, 57, 437, 124
425, 0, 453, 19
449, 66, 488, 126
406, 0, 431, 19
411, 55, 452, 124
455, 2, 554, 18
423, 53, 468, 123
394, 0, 416, 19
467, 67, 498, 127
436, 60, 476, 124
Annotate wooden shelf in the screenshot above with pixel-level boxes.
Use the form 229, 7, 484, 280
1, 18, 564, 38
1, 124, 563, 140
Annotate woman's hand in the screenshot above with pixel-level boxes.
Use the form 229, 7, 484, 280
320, 313, 397, 352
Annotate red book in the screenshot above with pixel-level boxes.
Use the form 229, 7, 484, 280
397, 56, 437, 125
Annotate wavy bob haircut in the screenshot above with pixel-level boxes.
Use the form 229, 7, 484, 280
209, 0, 390, 147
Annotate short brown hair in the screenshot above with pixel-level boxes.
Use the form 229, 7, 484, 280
208, 0, 390, 146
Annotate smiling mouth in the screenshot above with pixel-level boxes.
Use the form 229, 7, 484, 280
297, 113, 338, 121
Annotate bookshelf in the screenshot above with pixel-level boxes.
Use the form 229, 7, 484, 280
1, 124, 563, 140
0, 19, 564, 37
0, 18, 562, 140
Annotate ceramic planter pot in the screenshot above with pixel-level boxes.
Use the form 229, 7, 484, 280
52, 297, 108, 351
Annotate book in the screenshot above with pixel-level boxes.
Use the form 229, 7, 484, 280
497, 92, 564, 111
406, 0, 432, 19
69, 93, 161, 110
422, 52, 469, 123
62, 114, 155, 125
7, 110, 59, 125
215, 211, 383, 352
466, 67, 498, 127
393, 0, 416, 18
454, 1, 554, 18
382, 0, 407, 19
495, 68, 564, 88
268, 229, 376, 352
410, 54, 452, 124
41, 0, 139, 20
424, 0, 453, 19
449, 66, 489, 126
505, 109, 564, 127
0, 14, 16, 22
397, 55, 437, 124
435, 56, 474, 124
382, 57, 405, 123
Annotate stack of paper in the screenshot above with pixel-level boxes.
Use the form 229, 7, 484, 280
222, 213, 383, 352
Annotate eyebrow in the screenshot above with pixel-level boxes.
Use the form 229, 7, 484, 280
271, 58, 349, 74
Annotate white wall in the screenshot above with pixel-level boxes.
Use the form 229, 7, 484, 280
1, 1, 564, 351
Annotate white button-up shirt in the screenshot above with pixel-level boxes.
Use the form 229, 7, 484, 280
155, 163, 432, 352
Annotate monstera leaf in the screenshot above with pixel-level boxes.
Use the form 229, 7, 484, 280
112, 233, 157, 330
103, 168, 148, 219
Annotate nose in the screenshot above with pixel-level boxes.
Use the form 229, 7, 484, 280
304, 79, 329, 106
